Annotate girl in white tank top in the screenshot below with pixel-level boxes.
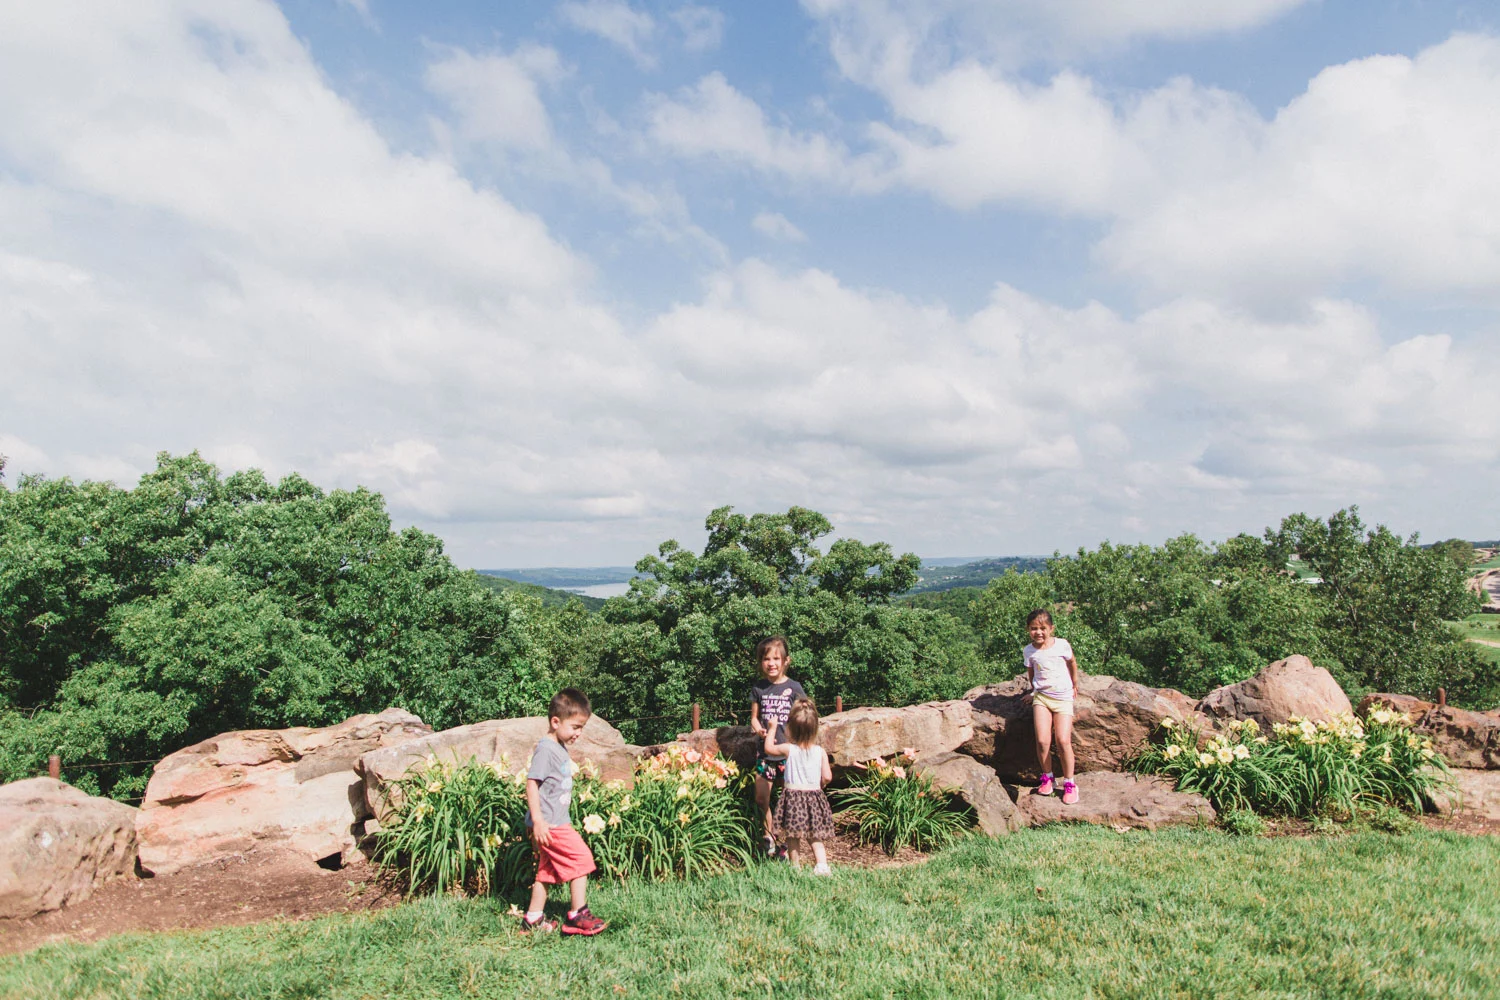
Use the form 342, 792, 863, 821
762, 697, 835, 873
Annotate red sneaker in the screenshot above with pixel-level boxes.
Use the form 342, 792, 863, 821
562, 906, 608, 936
1061, 780, 1079, 805
1036, 774, 1055, 796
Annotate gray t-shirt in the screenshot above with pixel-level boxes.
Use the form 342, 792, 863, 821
751, 677, 807, 761
526, 737, 574, 828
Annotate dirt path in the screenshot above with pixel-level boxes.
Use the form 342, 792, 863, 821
1469, 638, 1500, 648
0, 851, 403, 958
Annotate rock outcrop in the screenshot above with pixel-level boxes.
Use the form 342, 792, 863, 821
137, 708, 431, 876
817, 701, 974, 767
0, 778, 138, 919
359, 715, 636, 820
1355, 693, 1435, 721
910, 752, 1022, 836
1012, 772, 1215, 830
962, 674, 1202, 781
1196, 655, 1351, 729
1430, 769, 1500, 822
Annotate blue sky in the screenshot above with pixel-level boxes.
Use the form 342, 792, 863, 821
2, 0, 1498, 566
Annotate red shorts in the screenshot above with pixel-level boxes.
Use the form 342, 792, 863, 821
533, 825, 597, 885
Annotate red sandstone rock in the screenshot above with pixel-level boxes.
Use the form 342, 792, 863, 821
1196, 655, 1351, 729
0, 778, 138, 919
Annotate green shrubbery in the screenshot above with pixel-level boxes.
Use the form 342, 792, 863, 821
1131, 709, 1449, 819
374, 746, 753, 896
833, 751, 973, 854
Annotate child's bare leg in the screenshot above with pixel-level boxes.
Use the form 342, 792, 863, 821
1053, 713, 1076, 780
528, 880, 548, 914
811, 841, 827, 867
568, 875, 587, 913
755, 775, 775, 842
1032, 703, 1054, 774
788, 844, 803, 867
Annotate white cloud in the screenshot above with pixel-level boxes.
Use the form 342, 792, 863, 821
751, 211, 806, 242
559, 0, 657, 69
672, 5, 726, 52
425, 45, 564, 151
647, 73, 872, 184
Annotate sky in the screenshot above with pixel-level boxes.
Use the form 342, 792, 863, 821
2, 0, 1498, 567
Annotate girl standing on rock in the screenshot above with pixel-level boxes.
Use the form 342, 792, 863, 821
1024, 609, 1079, 805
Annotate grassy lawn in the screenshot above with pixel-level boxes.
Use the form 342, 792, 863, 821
3, 827, 1497, 999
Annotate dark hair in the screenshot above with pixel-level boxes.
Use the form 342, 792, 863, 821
754, 635, 790, 664
786, 697, 819, 747
548, 688, 592, 722
1025, 608, 1054, 627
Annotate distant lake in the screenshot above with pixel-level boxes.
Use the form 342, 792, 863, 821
566, 582, 632, 599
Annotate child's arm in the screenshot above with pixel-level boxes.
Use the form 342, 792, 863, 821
762, 727, 792, 759
1023, 657, 1035, 702
750, 700, 766, 736
526, 778, 551, 847
819, 748, 832, 788
1066, 653, 1079, 691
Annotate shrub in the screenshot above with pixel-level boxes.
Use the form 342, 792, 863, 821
1131, 710, 1451, 819
375, 745, 753, 896
1219, 809, 1267, 837
373, 756, 533, 895
833, 750, 973, 855
574, 744, 754, 880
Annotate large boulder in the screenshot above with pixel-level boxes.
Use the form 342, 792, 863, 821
137, 708, 431, 876
1430, 769, 1500, 822
359, 715, 636, 820
1013, 772, 1215, 831
911, 752, 1022, 836
962, 674, 1203, 781
1196, 655, 1351, 729
817, 700, 974, 768
0, 778, 138, 919
1357, 695, 1500, 769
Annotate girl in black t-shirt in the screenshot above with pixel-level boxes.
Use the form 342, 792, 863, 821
748, 635, 806, 858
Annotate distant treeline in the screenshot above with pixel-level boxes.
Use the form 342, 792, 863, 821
1, 452, 1490, 800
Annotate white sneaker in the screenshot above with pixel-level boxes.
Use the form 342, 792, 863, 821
812, 863, 831, 876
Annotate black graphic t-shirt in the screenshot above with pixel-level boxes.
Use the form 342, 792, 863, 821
750, 678, 807, 760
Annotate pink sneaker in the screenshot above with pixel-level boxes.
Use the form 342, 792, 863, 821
1036, 773, 1055, 796
1061, 780, 1079, 805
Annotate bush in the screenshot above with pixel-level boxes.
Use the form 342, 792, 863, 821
1219, 808, 1267, 837
373, 756, 533, 896
574, 744, 753, 880
833, 750, 973, 855
1131, 709, 1451, 819
375, 746, 753, 895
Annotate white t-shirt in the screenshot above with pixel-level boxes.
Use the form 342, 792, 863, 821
1024, 637, 1076, 700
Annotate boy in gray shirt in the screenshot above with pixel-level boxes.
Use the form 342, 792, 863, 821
522, 688, 607, 935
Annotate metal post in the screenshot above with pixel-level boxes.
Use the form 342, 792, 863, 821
835, 695, 843, 714
48, 755, 60, 780
1437, 688, 1447, 710
691, 702, 701, 732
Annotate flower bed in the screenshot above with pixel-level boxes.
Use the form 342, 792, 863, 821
1131, 709, 1450, 819
833, 749, 973, 855
374, 744, 751, 895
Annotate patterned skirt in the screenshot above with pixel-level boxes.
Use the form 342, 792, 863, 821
774, 788, 836, 842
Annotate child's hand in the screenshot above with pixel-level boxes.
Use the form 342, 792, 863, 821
750, 719, 767, 736
1020, 691, 1033, 705
532, 820, 552, 848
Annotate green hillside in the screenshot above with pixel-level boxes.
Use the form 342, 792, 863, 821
473, 573, 606, 611
909, 557, 1047, 593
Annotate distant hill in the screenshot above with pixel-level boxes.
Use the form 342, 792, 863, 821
473, 573, 606, 611
908, 556, 1047, 593
482, 566, 635, 589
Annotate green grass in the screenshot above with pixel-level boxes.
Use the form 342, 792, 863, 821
5, 827, 1498, 999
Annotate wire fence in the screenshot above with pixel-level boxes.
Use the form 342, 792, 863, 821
29, 697, 860, 785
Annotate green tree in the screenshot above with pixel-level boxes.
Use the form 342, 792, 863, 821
0, 453, 554, 796
1267, 508, 1487, 704
589, 507, 988, 743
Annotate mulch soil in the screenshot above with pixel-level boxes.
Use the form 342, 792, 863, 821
0, 831, 924, 958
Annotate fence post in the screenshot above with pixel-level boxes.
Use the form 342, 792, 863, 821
691, 702, 701, 733
834, 695, 843, 714
48, 755, 60, 781
1437, 688, 1447, 710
